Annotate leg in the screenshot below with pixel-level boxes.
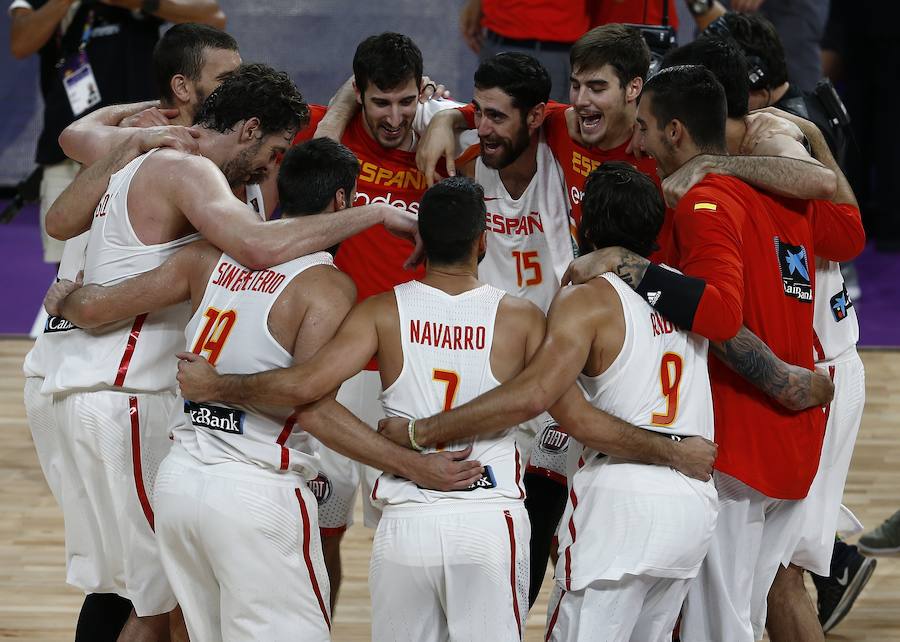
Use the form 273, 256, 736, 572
630, 577, 692, 642
74, 593, 133, 642
765, 564, 823, 642
549, 576, 650, 642
321, 530, 345, 613
116, 611, 171, 642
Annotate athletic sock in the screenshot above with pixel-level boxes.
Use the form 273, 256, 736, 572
524, 472, 568, 608
74, 593, 133, 642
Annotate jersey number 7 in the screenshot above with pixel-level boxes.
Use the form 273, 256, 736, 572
432, 369, 460, 451
192, 307, 237, 366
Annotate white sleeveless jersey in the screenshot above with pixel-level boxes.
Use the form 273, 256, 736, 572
376, 280, 526, 505
813, 258, 858, 364
171, 251, 335, 479
476, 133, 576, 313
23, 231, 89, 378
245, 183, 266, 220
42, 149, 201, 394
577, 273, 714, 446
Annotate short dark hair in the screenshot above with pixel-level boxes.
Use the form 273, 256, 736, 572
642, 65, 728, 153
418, 177, 487, 266
353, 32, 423, 95
570, 24, 651, 87
153, 24, 239, 104
473, 53, 551, 114
707, 12, 789, 89
194, 63, 309, 136
579, 162, 664, 258
660, 36, 749, 118
278, 138, 360, 217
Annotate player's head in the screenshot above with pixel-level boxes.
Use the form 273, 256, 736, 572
153, 23, 241, 118
472, 53, 551, 169
278, 138, 360, 217
702, 12, 788, 110
568, 24, 650, 147
418, 176, 487, 267
660, 36, 749, 119
352, 32, 424, 149
579, 161, 664, 258
636, 65, 727, 178
195, 63, 309, 188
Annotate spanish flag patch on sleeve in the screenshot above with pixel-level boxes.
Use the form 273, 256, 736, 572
693, 202, 717, 212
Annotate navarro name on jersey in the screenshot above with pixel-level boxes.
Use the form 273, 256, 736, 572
184, 400, 244, 434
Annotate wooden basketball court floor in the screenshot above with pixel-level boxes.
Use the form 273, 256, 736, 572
1, 338, 898, 641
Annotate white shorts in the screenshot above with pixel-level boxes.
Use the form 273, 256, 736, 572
525, 412, 569, 486
53, 389, 176, 616
681, 471, 804, 642
39, 160, 79, 263
545, 574, 691, 642
790, 350, 865, 575
369, 502, 529, 642
155, 447, 332, 642
23, 377, 63, 504
336, 369, 386, 528
306, 438, 359, 536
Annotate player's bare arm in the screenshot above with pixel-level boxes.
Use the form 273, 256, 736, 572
100, 0, 226, 29
416, 108, 468, 184
661, 151, 837, 208
10, 1, 76, 59
45, 128, 201, 240
51, 241, 218, 328
58, 100, 171, 166
177, 293, 386, 406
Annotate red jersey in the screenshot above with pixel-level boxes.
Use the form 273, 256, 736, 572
591, 0, 679, 29
672, 174, 862, 499
482, 0, 590, 43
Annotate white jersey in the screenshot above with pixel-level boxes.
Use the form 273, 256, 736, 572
171, 251, 334, 479
376, 280, 525, 505
23, 231, 89, 378
245, 183, 266, 220
813, 258, 858, 364
42, 150, 200, 394
476, 133, 576, 313
556, 274, 717, 588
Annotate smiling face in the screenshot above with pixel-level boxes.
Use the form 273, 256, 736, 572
357, 77, 419, 150
635, 91, 678, 179
472, 87, 532, 170
569, 63, 639, 148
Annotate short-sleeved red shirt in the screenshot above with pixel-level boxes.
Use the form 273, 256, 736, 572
482, 0, 590, 43
672, 175, 861, 499
591, 0, 679, 30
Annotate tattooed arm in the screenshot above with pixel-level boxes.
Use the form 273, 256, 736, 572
711, 327, 834, 410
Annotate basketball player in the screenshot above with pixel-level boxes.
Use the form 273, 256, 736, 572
37, 64, 417, 640
568, 65, 863, 642
175, 177, 720, 640
447, 52, 575, 605
371, 163, 719, 640
45, 139, 485, 641
289, 32, 462, 605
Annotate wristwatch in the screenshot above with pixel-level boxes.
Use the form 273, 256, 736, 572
141, 0, 161, 15
686, 0, 713, 16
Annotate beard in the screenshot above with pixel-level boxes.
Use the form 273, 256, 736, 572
479, 124, 531, 170
222, 138, 265, 188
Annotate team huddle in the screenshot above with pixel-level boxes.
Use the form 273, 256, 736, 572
26, 17, 865, 642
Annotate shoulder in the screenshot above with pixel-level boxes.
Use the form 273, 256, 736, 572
302, 262, 356, 302
680, 174, 752, 218
551, 279, 620, 323
497, 293, 546, 333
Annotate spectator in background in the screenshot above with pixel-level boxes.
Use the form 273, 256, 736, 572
592, 0, 680, 30
459, 0, 592, 103
8, 0, 226, 265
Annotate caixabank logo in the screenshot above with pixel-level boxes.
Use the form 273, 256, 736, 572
184, 401, 244, 434
830, 283, 854, 322
774, 237, 812, 303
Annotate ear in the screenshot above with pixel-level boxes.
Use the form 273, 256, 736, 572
353, 79, 363, 106
333, 187, 347, 211
668, 119, 685, 147
478, 230, 487, 254
624, 76, 643, 104
241, 116, 262, 142
170, 74, 192, 104
527, 102, 547, 132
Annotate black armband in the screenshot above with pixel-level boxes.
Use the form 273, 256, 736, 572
634, 263, 706, 330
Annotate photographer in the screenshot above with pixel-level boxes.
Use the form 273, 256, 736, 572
9, 0, 225, 265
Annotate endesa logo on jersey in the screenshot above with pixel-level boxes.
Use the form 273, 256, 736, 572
774, 237, 812, 303
354, 190, 419, 215
184, 401, 244, 434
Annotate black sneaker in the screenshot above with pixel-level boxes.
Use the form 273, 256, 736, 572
812, 541, 877, 633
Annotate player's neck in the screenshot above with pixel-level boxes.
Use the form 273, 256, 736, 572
498, 134, 539, 199
725, 118, 747, 155
158, 99, 193, 127
422, 262, 481, 295
769, 82, 790, 105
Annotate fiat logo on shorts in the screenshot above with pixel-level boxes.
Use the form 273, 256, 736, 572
538, 423, 568, 453
307, 473, 332, 505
